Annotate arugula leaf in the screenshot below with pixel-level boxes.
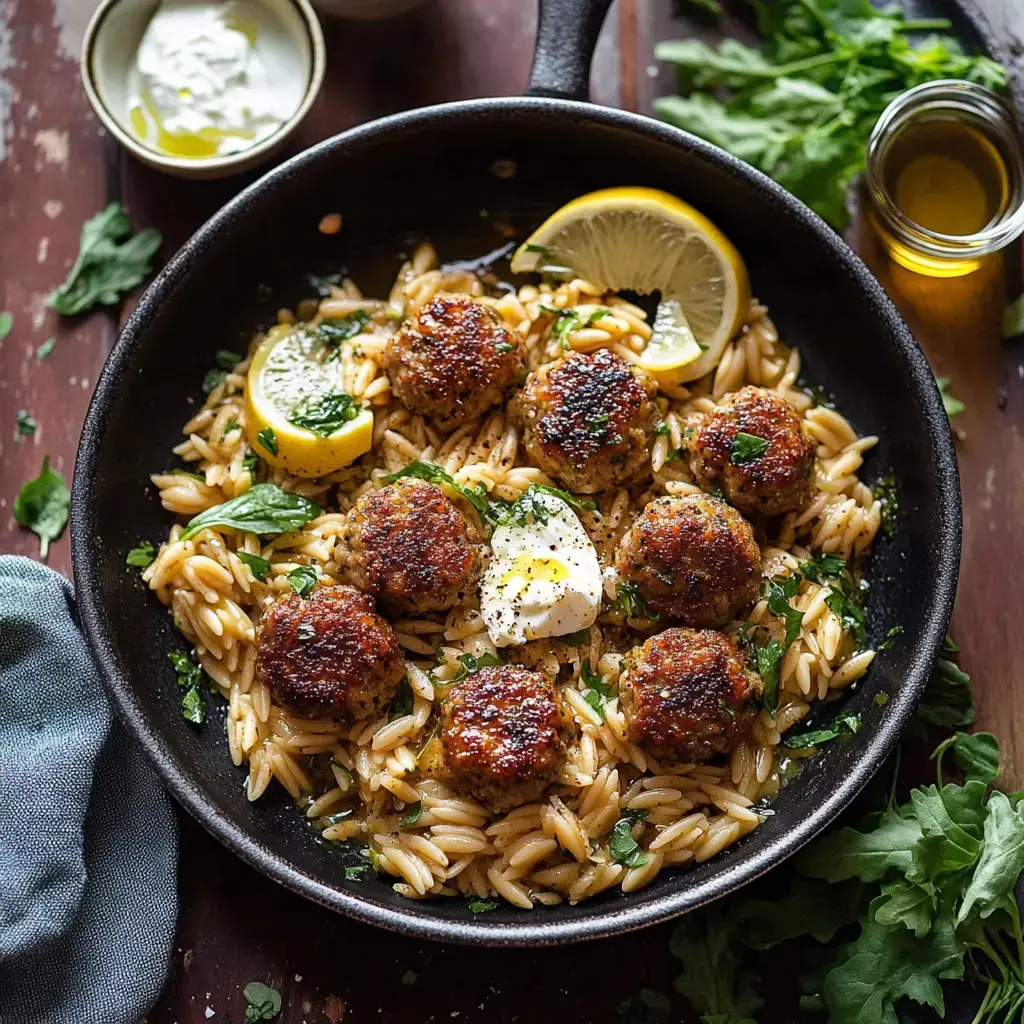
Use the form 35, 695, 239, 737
386, 460, 491, 519
48, 203, 162, 316
936, 376, 965, 419
957, 791, 1024, 924
609, 814, 649, 868
236, 550, 271, 582
738, 877, 867, 949
932, 731, 1000, 786
289, 391, 359, 437
256, 426, 278, 457
16, 409, 36, 440
731, 432, 770, 465
618, 990, 671, 1024
0, 311, 11, 340
765, 574, 803, 648
14, 455, 69, 558
242, 981, 282, 1022
784, 709, 861, 749
286, 565, 318, 598
180, 484, 321, 541
126, 539, 156, 568
914, 645, 975, 733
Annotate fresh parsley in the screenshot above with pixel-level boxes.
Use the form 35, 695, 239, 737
878, 624, 904, 651
344, 863, 371, 881
730, 431, 770, 465
873, 472, 900, 538
242, 981, 282, 1022
179, 483, 321, 542
256, 426, 278, 457
14, 455, 69, 559
48, 203, 162, 316
400, 801, 423, 828
495, 341, 514, 354
825, 587, 867, 648
615, 580, 660, 622
486, 483, 598, 529
785, 709, 862, 749
609, 809, 651, 869
580, 660, 615, 720
286, 565, 318, 597
236, 550, 271, 582
242, 449, 262, 479
126, 540, 156, 568
169, 650, 206, 725
289, 391, 359, 437
467, 896, 498, 913
765, 574, 803, 648
654, 4, 1007, 229
797, 551, 847, 583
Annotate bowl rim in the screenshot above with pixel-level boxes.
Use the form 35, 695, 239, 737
80, 0, 327, 175
71, 95, 962, 946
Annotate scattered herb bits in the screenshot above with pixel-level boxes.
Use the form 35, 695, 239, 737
15, 409, 36, 440
289, 391, 358, 437
236, 551, 271, 582
467, 896, 498, 913
242, 982, 282, 1022
784, 709, 861, 749
730, 431, 769, 464
36, 337, 55, 359
609, 811, 650, 869
256, 426, 278, 457
286, 565, 318, 597
126, 539, 157, 568
168, 650, 207, 725
400, 801, 423, 828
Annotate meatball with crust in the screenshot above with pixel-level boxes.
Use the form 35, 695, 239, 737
440, 665, 573, 813
256, 584, 405, 720
615, 494, 761, 627
621, 628, 761, 763
511, 349, 658, 494
688, 385, 816, 516
342, 478, 485, 614
383, 294, 526, 431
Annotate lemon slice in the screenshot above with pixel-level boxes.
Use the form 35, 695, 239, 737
510, 187, 750, 384
244, 323, 373, 479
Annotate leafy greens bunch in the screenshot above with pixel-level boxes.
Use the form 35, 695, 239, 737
668, 645, 1024, 1024
654, 0, 1007, 228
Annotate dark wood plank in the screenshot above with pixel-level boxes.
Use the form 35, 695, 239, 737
0, 0, 113, 576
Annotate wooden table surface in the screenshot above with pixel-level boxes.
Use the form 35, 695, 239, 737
2, 1, 1023, 1021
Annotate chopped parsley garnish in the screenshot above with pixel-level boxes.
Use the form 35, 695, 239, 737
654, 421, 672, 436
878, 624, 904, 651
169, 650, 207, 725
753, 638, 785, 713
730, 431, 770, 464
873, 473, 899, 538
201, 349, 243, 394
286, 565, 318, 597
289, 390, 359, 437
485, 483, 596, 529
495, 341, 514, 354
609, 809, 651, 868
797, 552, 847, 583
765, 575, 804, 649
784, 709, 861, 749
236, 551, 271, 582
223, 416, 240, 435
825, 587, 867, 648
804, 382, 835, 409
873, 691, 889, 706
344, 864, 371, 881
440, 651, 504, 688
256, 426, 278, 457
400, 802, 423, 828
580, 659, 615, 720
615, 580, 660, 621
16, 409, 36, 439
126, 539, 156, 568
389, 676, 415, 720
307, 272, 342, 296
467, 896, 498, 913
315, 309, 372, 351
242, 449, 262, 479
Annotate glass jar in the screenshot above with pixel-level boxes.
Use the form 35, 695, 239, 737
865, 79, 1024, 278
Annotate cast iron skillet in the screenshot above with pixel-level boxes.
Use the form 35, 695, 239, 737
72, 0, 961, 945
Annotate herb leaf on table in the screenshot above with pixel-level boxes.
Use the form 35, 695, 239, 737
14, 455, 69, 559
48, 203, 162, 316
654, 1, 1008, 229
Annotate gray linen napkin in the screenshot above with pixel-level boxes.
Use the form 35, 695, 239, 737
0, 556, 177, 1024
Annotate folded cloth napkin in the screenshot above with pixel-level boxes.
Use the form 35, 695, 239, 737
0, 556, 178, 1024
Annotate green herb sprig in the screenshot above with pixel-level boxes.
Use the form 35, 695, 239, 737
14, 455, 69, 559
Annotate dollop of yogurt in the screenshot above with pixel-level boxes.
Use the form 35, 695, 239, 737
127, 0, 306, 159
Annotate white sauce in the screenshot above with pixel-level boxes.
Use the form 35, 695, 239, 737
127, 0, 306, 159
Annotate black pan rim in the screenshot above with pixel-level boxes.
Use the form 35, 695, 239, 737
71, 94, 962, 946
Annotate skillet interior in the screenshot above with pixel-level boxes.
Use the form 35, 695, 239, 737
72, 99, 960, 945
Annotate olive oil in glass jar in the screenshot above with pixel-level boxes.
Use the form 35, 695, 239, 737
866, 80, 1024, 278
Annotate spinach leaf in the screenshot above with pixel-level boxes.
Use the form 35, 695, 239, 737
784, 709, 861, 749
179, 484, 321, 541
126, 540, 156, 568
765, 574, 803, 648
730, 431, 770, 464
0, 311, 11, 339
286, 565, 319, 597
486, 483, 597, 529
609, 813, 649, 869
48, 204, 162, 316
14, 455, 70, 558
242, 982, 282, 1022
316, 309, 372, 347
289, 391, 359, 437
256, 426, 278, 457
236, 551, 271, 582
386, 460, 491, 519
752, 638, 784, 713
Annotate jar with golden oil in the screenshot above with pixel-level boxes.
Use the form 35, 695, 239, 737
865, 79, 1024, 278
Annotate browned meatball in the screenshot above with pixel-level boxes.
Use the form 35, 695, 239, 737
383, 294, 526, 431
688, 386, 816, 516
255, 585, 405, 719
512, 349, 658, 494
440, 665, 572, 813
342, 478, 486, 614
621, 628, 761, 763
615, 494, 761, 627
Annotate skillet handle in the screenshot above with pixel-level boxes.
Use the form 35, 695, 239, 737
525, 0, 615, 101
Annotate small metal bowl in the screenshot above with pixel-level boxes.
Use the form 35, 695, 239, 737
81, 0, 326, 180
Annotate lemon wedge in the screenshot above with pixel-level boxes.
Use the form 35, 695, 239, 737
244, 323, 373, 479
510, 187, 750, 384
